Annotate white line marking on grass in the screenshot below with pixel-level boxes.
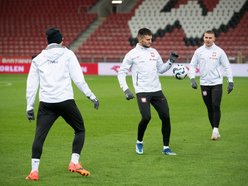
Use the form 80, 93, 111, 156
0, 82, 13, 87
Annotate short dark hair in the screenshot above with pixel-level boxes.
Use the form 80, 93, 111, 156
46, 27, 63, 44
138, 28, 152, 37
204, 30, 216, 36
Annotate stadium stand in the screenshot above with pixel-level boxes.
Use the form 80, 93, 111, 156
74, 0, 144, 62
128, 0, 248, 62
74, 13, 134, 62
0, 0, 98, 57
0, 0, 247, 63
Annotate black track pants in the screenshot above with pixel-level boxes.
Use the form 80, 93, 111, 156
201, 84, 223, 128
136, 91, 171, 146
31, 99, 85, 159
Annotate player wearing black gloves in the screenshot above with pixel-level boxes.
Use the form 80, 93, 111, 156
188, 30, 234, 140
118, 28, 178, 156
25, 27, 98, 180
26, 110, 35, 121
124, 89, 135, 100
169, 52, 179, 63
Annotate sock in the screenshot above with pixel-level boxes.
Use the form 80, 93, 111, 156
163, 146, 169, 150
31, 158, 40, 172
71, 153, 80, 164
136, 140, 143, 144
213, 127, 219, 133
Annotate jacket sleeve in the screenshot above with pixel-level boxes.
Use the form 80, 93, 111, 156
117, 53, 132, 92
188, 51, 199, 79
68, 51, 96, 99
156, 52, 172, 73
220, 50, 233, 82
26, 61, 40, 111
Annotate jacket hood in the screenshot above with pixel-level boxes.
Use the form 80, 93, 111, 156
42, 43, 66, 62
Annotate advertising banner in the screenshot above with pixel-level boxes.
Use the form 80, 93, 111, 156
98, 63, 121, 76
0, 63, 30, 74
98, 63, 248, 77
0, 56, 32, 64
0, 61, 98, 75
1, 59, 248, 77
80, 63, 98, 75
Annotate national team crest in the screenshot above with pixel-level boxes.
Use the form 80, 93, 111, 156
141, 97, 147, 103
150, 52, 155, 57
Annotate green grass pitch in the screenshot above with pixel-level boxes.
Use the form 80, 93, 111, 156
0, 74, 248, 186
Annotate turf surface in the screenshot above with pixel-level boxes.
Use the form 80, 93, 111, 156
0, 74, 247, 186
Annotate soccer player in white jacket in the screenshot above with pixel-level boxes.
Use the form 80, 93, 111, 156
118, 28, 178, 155
188, 30, 234, 140
25, 28, 99, 180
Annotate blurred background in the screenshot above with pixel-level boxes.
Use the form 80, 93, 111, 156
0, 0, 247, 63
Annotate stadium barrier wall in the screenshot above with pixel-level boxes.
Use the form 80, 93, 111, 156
98, 62, 248, 77
1, 58, 248, 77
0, 56, 98, 75
0, 63, 98, 75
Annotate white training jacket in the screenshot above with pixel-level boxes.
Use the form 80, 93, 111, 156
26, 43, 96, 111
117, 43, 172, 93
188, 43, 233, 85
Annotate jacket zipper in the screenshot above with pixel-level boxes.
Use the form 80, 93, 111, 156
136, 73, 139, 86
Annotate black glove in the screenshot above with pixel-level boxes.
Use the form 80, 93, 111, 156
227, 82, 234, 94
169, 52, 179, 63
26, 110, 35, 121
91, 98, 99, 109
124, 89, 134, 100
191, 78, 197, 89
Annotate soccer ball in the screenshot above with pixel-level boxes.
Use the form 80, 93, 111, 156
172, 64, 188, 80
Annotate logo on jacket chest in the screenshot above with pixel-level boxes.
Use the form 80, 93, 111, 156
48, 59, 58, 64
209, 52, 218, 60
149, 52, 156, 61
